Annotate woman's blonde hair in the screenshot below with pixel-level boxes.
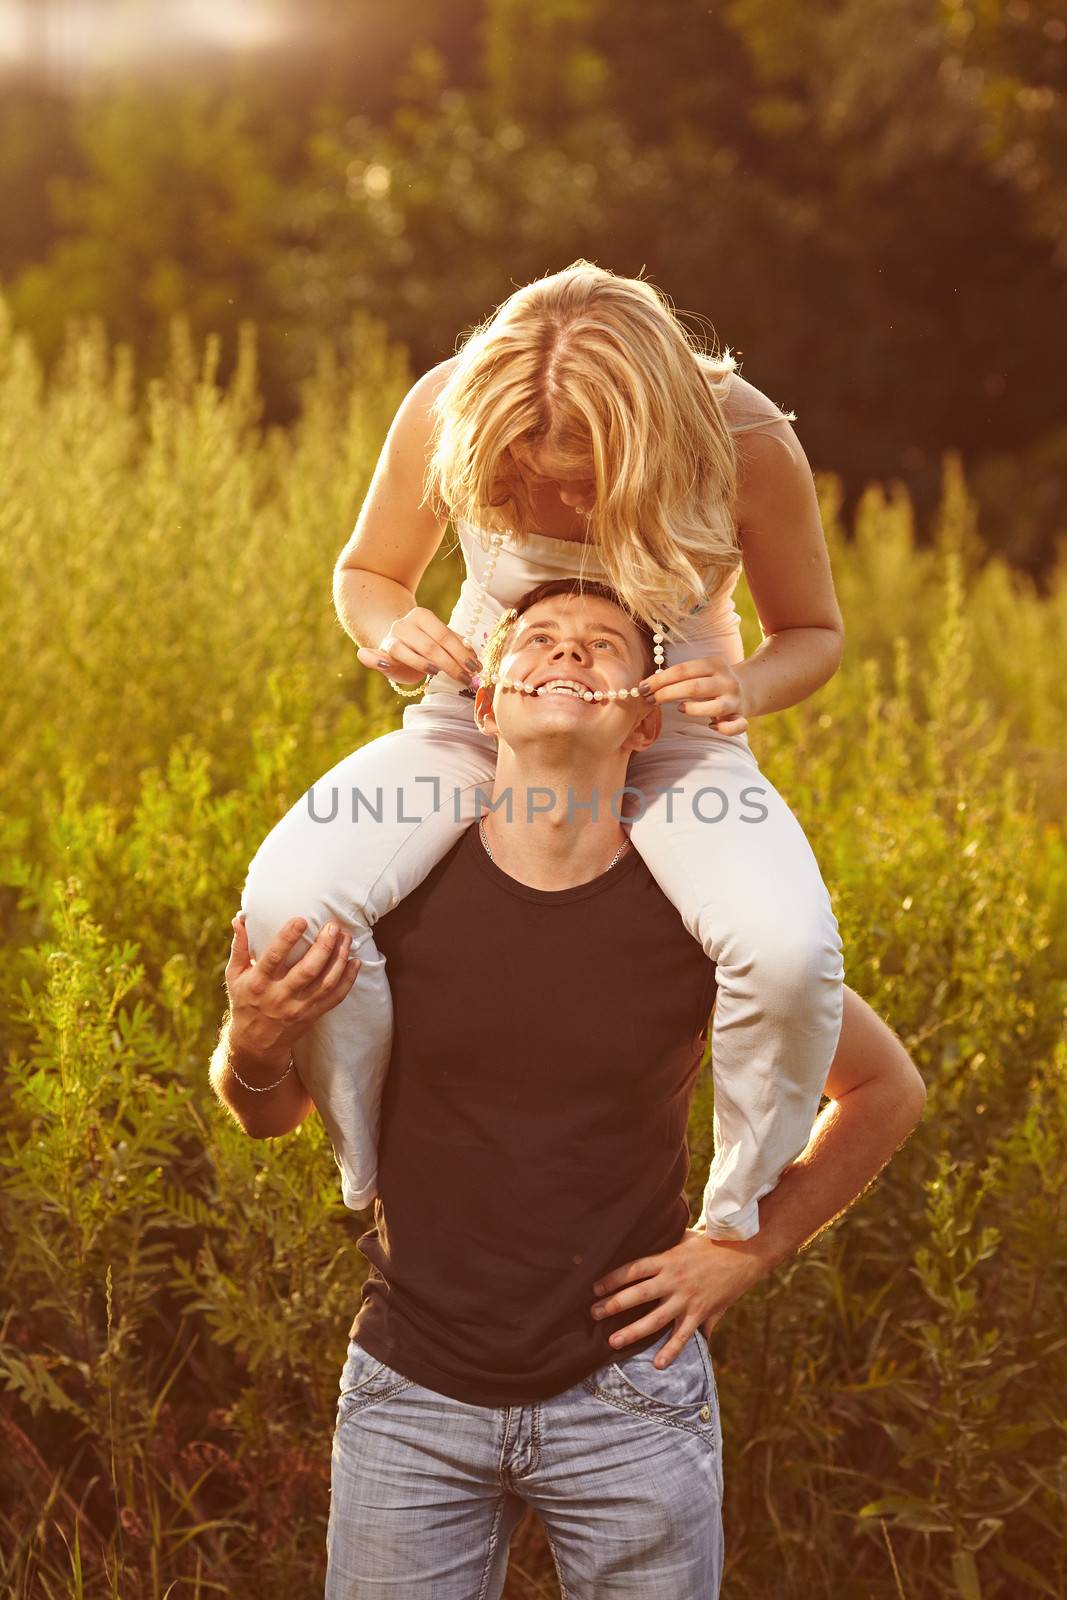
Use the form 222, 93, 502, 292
423, 258, 746, 640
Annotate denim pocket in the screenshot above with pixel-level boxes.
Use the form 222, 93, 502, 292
584, 1329, 719, 1440
336, 1339, 414, 1421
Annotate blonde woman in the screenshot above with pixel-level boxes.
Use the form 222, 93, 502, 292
239, 259, 846, 1249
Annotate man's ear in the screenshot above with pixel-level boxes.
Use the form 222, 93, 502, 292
628, 701, 661, 754
474, 683, 498, 736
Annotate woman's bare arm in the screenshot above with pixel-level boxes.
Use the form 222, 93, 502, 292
729, 413, 846, 719
333, 359, 451, 643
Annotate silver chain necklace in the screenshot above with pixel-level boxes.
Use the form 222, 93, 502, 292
478, 817, 630, 873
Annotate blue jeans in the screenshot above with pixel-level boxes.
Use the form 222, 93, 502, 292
325, 1324, 724, 1598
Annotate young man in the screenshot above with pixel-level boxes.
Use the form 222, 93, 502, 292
211, 581, 926, 1599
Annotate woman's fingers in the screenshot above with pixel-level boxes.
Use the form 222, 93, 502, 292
639, 655, 729, 692
379, 614, 480, 684
356, 606, 481, 686
398, 620, 478, 684
651, 675, 723, 705
409, 607, 481, 679
679, 695, 745, 729
417, 615, 481, 682
374, 636, 439, 680
355, 645, 427, 685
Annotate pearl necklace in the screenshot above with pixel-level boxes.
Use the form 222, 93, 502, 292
489, 675, 649, 702
386, 527, 667, 696
478, 816, 630, 872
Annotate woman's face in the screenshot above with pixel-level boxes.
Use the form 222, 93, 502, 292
511, 444, 596, 514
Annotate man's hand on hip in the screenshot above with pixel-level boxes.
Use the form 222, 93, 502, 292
589, 1228, 768, 1369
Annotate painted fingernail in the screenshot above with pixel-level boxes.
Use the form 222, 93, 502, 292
377, 658, 391, 669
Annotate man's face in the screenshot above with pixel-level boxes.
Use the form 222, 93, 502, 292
474, 594, 660, 758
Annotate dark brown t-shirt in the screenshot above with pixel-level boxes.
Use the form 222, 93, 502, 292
349, 820, 717, 1406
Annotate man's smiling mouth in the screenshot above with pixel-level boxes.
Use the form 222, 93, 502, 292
491, 674, 647, 703
539, 678, 595, 700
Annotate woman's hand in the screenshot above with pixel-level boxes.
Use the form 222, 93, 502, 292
590, 1227, 768, 1368
355, 605, 482, 687
638, 654, 750, 735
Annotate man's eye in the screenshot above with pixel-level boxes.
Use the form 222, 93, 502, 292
527, 633, 613, 650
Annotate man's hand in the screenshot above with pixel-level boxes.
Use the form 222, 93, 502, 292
590, 1227, 768, 1368
226, 914, 360, 1063
638, 653, 750, 735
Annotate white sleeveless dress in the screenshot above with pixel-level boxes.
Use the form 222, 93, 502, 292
240, 381, 845, 1243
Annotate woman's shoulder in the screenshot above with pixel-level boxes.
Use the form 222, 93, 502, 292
695, 355, 797, 436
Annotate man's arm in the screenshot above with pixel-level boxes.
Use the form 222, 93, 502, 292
590, 986, 927, 1361
210, 1009, 315, 1141
209, 914, 360, 1141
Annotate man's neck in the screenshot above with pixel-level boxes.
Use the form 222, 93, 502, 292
478, 746, 633, 891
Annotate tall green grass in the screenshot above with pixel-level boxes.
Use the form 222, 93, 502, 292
1, 298, 1064, 1598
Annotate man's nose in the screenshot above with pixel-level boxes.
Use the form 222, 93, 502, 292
550, 638, 590, 662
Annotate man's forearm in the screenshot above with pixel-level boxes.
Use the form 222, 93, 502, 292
209, 1013, 312, 1140
332, 566, 417, 651
743, 1073, 926, 1275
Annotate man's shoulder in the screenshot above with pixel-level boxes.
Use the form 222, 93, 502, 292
625, 850, 718, 983
374, 826, 474, 940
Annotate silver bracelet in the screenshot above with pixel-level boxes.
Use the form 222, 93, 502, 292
230, 1052, 294, 1093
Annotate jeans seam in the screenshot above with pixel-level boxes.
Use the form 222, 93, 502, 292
476, 1492, 509, 1600
540, 1522, 571, 1600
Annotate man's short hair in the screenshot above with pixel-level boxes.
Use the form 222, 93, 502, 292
480, 578, 657, 685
